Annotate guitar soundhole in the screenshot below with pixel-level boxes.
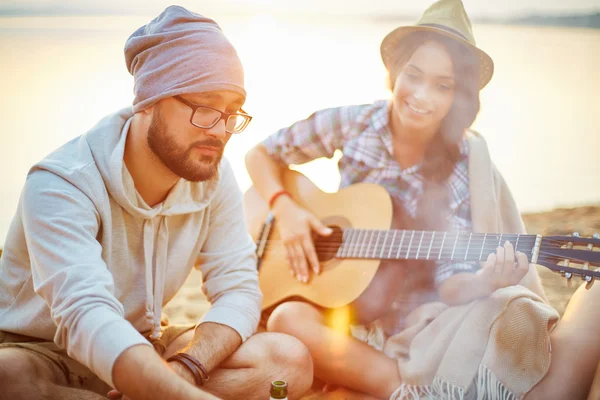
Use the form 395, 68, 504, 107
314, 225, 344, 262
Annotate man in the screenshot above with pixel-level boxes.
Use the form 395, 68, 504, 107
0, 6, 312, 400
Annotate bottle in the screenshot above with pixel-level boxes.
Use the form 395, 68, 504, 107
270, 380, 288, 400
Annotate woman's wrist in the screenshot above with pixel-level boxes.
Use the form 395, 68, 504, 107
268, 189, 291, 209
271, 193, 295, 215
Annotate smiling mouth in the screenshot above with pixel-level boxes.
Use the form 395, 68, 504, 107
406, 102, 431, 116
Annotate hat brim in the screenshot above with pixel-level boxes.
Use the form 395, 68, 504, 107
380, 25, 494, 89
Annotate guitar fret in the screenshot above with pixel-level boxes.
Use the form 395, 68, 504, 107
426, 231, 435, 260
450, 233, 459, 260
380, 230, 388, 259
438, 232, 447, 260
364, 230, 372, 258
465, 233, 472, 261
347, 229, 356, 258
343, 229, 351, 257
405, 231, 416, 259
416, 231, 425, 259
360, 229, 371, 258
388, 230, 397, 259
498, 234, 503, 247
356, 229, 365, 258
396, 231, 406, 259
370, 230, 380, 259
479, 233, 487, 261
515, 234, 520, 252
350, 229, 358, 258
336, 233, 343, 257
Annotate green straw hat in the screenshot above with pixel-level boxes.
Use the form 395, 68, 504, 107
380, 0, 494, 89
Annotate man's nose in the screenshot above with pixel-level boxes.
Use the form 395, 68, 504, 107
205, 117, 228, 139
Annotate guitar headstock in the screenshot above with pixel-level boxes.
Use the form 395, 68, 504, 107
538, 232, 600, 289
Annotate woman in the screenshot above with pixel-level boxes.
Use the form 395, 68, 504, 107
245, 0, 600, 398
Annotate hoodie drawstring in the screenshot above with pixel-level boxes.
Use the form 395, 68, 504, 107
143, 216, 170, 340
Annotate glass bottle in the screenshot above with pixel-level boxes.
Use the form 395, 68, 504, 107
270, 380, 288, 400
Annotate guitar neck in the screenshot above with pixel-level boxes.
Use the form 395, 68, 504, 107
332, 229, 539, 262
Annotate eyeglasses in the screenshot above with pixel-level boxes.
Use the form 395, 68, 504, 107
173, 95, 253, 134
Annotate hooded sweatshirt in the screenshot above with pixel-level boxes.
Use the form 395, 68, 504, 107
0, 108, 262, 387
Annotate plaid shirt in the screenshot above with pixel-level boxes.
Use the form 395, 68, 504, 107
262, 100, 479, 286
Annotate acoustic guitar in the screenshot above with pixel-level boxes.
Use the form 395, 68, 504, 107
243, 170, 600, 310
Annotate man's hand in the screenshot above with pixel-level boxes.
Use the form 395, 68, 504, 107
111, 345, 220, 400
107, 362, 195, 399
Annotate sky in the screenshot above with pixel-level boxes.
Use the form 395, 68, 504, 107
1, 0, 599, 18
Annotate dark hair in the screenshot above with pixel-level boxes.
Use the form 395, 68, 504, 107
385, 31, 482, 293
387, 31, 481, 231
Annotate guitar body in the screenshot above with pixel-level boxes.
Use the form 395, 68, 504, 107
243, 170, 393, 310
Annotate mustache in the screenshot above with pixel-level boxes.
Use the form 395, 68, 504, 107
190, 138, 224, 151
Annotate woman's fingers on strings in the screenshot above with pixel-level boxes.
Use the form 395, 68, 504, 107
486, 252, 496, 265
515, 251, 530, 280
493, 245, 505, 274
291, 241, 309, 282
286, 242, 303, 280
503, 241, 516, 275
285, 243, 297, 277
480, 252, 496, 273
303, 236, 321, 275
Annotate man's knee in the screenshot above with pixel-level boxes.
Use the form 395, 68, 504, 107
257, 333, 313, 393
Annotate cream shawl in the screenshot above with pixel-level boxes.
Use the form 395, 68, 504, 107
352, 131, 559, 400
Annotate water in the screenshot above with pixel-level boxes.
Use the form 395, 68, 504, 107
1, 14, 599, 243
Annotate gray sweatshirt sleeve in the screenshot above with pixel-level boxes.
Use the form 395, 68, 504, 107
196, 160, 262, 340
20, 169, 151, 387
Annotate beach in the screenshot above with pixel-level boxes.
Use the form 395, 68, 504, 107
163, 203, 600, 324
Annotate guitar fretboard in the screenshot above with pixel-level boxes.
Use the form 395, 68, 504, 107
333, 229, 538, 262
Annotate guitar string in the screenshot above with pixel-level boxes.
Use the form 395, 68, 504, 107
257, 237, 583, 249
256, 247, 598, 264
258, 237, 539, 249
255, 230, 580, 247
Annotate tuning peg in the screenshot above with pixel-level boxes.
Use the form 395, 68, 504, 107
584, 275, 595, 290
564, 272, 573, 288
573, 232, 580, 237
593, 233, 600, 239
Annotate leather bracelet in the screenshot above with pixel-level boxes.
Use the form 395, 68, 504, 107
175, 353, 209, 382
167, 353, 209, 386
268, 190, 291, 209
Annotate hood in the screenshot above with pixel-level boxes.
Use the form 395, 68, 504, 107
84, 107, 220, 219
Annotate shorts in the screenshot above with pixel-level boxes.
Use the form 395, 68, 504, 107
0, 322, 196, 395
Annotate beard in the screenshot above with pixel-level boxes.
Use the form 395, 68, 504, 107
147, 107, 224, 182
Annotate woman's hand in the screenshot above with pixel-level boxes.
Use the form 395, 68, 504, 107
476, 241, 530, 294
271, 195, 332, 283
